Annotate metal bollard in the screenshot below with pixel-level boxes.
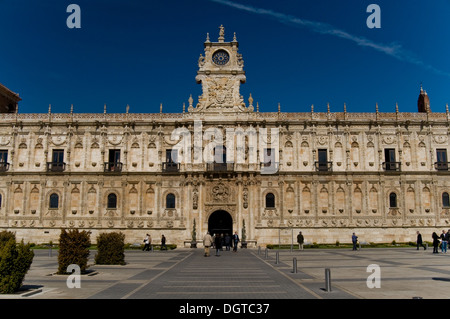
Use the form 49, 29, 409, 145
275, 251, 279, 264
258, 246, 261, 255
265, 248, 268, 259
48, 245, 52, 258
325, 268, 332, 292
292, 257, 297, 273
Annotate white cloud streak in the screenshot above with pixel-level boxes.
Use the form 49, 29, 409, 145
209, 0, 450, 78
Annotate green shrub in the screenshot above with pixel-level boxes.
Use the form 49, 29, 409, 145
0, 233, 34, 294
57, 229, 91, 274
0, 230, 15, 246
95, 232, 126, 265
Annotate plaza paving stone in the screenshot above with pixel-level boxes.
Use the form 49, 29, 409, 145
1, 246, 449, 300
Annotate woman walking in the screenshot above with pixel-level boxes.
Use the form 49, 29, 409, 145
432, 232, 440, 254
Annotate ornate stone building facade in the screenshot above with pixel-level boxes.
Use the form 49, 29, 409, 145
1, 27, 449, 246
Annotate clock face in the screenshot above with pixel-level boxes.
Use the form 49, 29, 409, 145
212, 50, 230, 66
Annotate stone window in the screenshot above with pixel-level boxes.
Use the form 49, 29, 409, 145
389, 192, 397, 208
0, 150, 7, 163
107, 193, 117, 209
49, 193, 59, 209
166, 193, 175, 209
265, 193, 275, 208
263, 148, 274, 167
443, 192, 450, 208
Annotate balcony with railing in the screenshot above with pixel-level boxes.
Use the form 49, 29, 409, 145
104, 162, 123, 173
47, 162, 66, 172
435, 162, 450, 171
0, 162, 10, 172
206, 162, 234, 173
162, 162, 180, 173
260, 161, 279, 174
314, 161, 333, 172
382, 162, 401, 172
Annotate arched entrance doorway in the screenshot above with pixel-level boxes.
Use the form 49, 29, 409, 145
208, 210, 233, 236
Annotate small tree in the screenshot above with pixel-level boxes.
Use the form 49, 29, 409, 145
95, 232, 126, 265
241, 219, 247, 248
57, 229, 91, 274
0, 231, 34, 294
191, 219, 197, 248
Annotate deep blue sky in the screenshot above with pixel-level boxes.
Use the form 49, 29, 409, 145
1, 0, 449, 114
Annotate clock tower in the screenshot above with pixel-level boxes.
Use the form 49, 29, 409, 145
189, 25, 253, 113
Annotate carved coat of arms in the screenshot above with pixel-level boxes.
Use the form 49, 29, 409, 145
211, 182, 230, 202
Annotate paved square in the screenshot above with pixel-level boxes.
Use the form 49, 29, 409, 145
2, 247, 449, 299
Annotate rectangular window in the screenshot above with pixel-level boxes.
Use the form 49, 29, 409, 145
166, 149, 178, 163
0, 150, 8, 172
0, 150, 8, 163
383, 148, 399, 171
315, 149, 331, 171
384, 149, 396, 163
436, 149, 448, 163
109, 149, 121, 163
318, 149, 328, 163
106, 150, 122, 172
214, 146, 226, 164
48, 150, 65, 172
52, 149, 64, 163
263, 148, 274, 167
436, 149, 449, 170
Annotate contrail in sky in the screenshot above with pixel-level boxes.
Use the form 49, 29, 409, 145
209, 0, 450, 78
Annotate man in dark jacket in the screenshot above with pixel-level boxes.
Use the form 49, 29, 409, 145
297, 231, 304, 250
416, 231, 426, 250
215, 234, 222, 256
232, 232, 239, 252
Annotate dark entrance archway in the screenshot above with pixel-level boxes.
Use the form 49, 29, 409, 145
208, 210, 233, 236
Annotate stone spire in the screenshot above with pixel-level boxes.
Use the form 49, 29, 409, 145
418, 84, 431, 113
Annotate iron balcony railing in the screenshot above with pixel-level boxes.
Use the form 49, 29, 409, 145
315, 161, 333, 172
47, 162, 66, 172
435, 162, 450, 171
0, 162, 10, 172
206, 162, 234, 172
162, 162, 180, 172
104, 162, 123, 172
382, 162, 401, 172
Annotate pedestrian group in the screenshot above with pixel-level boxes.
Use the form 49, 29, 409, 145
141, 230, 450, 254
142, 233, 168, 251
428, 230, 450, 254
203, 231, 240, 257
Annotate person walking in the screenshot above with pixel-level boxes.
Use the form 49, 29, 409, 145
214, 233, 222, 256
440, 230, 448, 253
161, 234, 167, 251
416, 231, 426, 250
203, 231, 213, 257
232, 231, 240, 252
447, 230, 450, 251
352, 233, 358, 251
143, 233, 151, 251
220, 233, 225, 251
297, 231, 304, 250
224, 233, 231, 251
432, 232, 440, 254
